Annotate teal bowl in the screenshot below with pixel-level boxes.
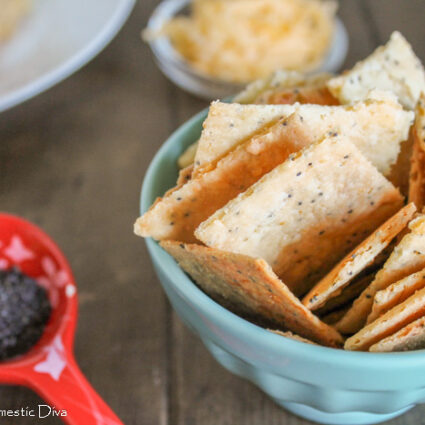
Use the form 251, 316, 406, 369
140, 109, 425, 425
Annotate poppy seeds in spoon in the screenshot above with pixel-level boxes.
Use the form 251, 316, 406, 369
0, 267, 51, 361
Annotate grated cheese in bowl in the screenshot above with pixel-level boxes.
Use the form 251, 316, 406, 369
144, 0, 337, 84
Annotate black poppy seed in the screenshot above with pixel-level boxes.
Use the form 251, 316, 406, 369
311, 199, 315, 203
370, 201, 375, 206
299, 116, 304, 122
296, 172, 302, 176
342, 218, 347, 223
348, 209, 353, 214
288, 194, 292, 198
344, 155, 349, 159
179, 244, 185, 249
195, 161, 200, 166
352, 232, 357, 237
228, 229, 232, 233
169, 222, 174, 226
319, 230, 325, 235
298, 201, 303, 206
0, 268, 51, 361
176, 197, 182, 201
348, 271, 353, 275
237, 270, 242, 274
282, 121, 288, 126
318, 192, 323, 196
366, 294, 372, 299
308, 162, 313, 166
268, 212, 274, 218
185, 175, 190, 180
184, 212, 190, 217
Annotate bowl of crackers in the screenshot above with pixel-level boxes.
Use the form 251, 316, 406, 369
135, 32, 425, 425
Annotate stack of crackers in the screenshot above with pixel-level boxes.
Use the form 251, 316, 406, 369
135, 32, 425, 352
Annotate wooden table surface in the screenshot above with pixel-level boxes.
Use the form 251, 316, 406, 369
0, 1, 424, 424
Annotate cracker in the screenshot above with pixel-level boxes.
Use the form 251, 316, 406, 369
268, 329, 317, 345
315, 273, 376, 317
369, 316, 425, 352
327, 32, 425, 110
135, 113, 318, 242
335, 214, 425, 334
195, 136, 403, 296
321, 306, 351, 325
161, 240, 343, 347
408, 93, 425, 210
254, 84, 338, 106
176, 165, 193, 186
345, 286, 425, 351
193, 102, 298, 174
368, 267, 425, 324
234, 70, 332, 104
303, 203, 416, 311
178, 141, 198, 169
195, 94, 413, 177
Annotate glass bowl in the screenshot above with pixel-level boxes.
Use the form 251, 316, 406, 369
145, 0, 349, 99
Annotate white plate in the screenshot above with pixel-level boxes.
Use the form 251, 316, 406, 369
0, 0, 135, 112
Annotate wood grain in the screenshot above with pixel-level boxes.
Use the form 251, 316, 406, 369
0, 1, 424, 424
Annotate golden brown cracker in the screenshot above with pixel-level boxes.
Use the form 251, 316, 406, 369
408, 94, 425, 209
368, 267, 425, 324
345, 286, 425, 351
369, 315, 425, 352
195, 136, 403, 296
255, 85, 339, 106
134, 113, 319, 243
161, 240, 343, 347
303, 204, 416, 311
268, 329, 317, 345
335, 214, 425, 334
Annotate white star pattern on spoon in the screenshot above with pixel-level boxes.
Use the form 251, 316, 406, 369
4, 236, 34, 263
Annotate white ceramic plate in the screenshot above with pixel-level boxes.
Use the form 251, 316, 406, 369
0, 0, 135, 112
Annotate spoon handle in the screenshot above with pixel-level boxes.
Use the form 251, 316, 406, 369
26, 353, 124, 425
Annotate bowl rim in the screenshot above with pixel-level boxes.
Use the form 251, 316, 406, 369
140, 106, 425, 368
145, 0, 349, 88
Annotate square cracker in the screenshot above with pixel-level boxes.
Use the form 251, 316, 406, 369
193, 102, 298, 173
135, 112, 319, 243
194, 94, 413, 177
335, 214, 425, 335
368, 267, 425, 324
253, 84, 338, 106
369, 316, 425, 352
195, 136, 403, 296
268, 330, 317, 345
345, 286, 425, 351
303, 203, 416, 311
327, 31, 425, 110
160, 240, 343, 347
135, 97, 410, 243
409, 93, 425, 210
234, 70, 332, 104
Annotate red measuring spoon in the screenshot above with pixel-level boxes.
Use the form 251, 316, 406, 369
0, 214, 123, 425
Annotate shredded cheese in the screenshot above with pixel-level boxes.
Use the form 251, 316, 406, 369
148, 0, 337, 83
